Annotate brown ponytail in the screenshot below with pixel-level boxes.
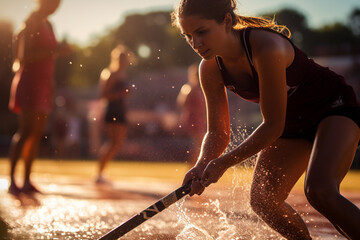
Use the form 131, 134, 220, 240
234, 15, 291, 38
172, 0, 291, 38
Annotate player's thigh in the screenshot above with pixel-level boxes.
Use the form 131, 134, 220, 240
106, 123, 127, 144
252, 137, 312, 199
306, 116, 360, 188
20, 110, 48, 137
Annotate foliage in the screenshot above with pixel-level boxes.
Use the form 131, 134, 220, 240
309, 23, 358, 55
262, 8, 360, 56
113, 11, 199, 69
263, 8, 310, 48
59, 11, 200, 88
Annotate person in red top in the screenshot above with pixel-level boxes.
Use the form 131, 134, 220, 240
177, 63, 207, 166
172, 0, 360, 239
8, 0, 68, 195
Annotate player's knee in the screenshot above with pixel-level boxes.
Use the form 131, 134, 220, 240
250, 188, 277, 215
305, 179, 337, 210
250, 196, 262, 215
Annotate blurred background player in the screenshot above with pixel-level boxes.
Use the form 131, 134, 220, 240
8, 0, 70, 195
177, 63, 206, 166
95, 45, 133, 184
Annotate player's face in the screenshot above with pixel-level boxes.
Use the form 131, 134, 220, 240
179, 15, 227, 60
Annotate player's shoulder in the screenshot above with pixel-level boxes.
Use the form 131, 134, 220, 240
23, 13, 43, 33
199, 58, 221, 76
252, 29, 285, 50
198, 58, 225, 91
248, 28, 291, 62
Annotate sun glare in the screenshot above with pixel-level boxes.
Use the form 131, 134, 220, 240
138, 44, 151, 58
0, 178, 9, 190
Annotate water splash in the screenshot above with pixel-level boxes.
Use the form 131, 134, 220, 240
173, 125, 285, 239
175, 198, 213, 240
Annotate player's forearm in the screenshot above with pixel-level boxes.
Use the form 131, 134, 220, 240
219, 121, 283, 168
195, 131, 230, 168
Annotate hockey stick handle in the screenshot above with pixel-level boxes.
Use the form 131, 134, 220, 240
98, 183, 191, 240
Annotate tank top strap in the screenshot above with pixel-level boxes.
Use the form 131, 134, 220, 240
215, 56, 233, 86
215, 55, 224, 71
241, 28, 258, 78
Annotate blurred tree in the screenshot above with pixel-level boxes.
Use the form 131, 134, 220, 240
310, 23, 357, 56
262, 8, 358, 56
263, 8, 309, 48
114, 11, 199, 69
65, 11, 199, 88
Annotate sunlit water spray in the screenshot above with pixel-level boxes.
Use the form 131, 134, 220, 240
174, 126, 285, 240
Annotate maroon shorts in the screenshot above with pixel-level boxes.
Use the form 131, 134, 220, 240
282, 106, 360, 143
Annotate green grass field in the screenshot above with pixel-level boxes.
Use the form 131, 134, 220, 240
0, 158, 359, 192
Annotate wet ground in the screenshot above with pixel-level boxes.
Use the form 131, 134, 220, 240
0, 166, 359, 239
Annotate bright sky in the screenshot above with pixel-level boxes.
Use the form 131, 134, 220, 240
0, 0, 359, 46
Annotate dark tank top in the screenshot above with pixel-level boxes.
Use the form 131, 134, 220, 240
105, 78, 128, 123
216, 28, 359, 137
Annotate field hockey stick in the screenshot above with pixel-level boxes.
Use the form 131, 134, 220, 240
97, 182, 191, 240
